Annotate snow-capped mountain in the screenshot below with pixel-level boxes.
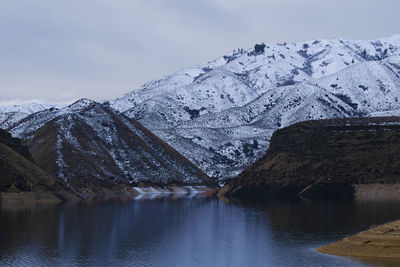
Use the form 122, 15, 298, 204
2, 34, 400, 181
0, 103, 64, 129
7, 99, 212, 193
108, 34, 400, 179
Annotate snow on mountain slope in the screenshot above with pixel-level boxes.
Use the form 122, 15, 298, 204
0, 112, 28, 130
108, 34, 400, 180
0, 103, 64, 129
7, 99, 212, 192
0, 102, 63, 114
369, 110, 400, 117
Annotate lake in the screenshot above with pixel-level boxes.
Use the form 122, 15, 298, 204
1, 195, 400, 267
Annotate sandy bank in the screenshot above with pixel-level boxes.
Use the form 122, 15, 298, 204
318, 220, 400, 259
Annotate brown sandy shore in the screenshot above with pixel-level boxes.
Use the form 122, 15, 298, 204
318, 220, 400, 259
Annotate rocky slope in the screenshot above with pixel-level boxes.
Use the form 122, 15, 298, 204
220, 117, 400, 200
0, 129, 79, 203
7, 99, 212, 195
107, 34, 400, 179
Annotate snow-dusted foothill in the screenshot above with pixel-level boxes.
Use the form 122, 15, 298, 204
107, 34, 400, 180
7, 99, 213, 194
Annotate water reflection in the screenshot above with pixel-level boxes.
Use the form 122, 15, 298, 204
1, 196, 400, 266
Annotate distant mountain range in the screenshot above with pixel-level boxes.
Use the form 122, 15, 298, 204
2, 34, 400, 181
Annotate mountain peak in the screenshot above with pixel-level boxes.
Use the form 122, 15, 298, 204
67, 98, 97, 110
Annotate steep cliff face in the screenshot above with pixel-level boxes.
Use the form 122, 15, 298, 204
0, 129, 80, 203
221, 117, 400, 200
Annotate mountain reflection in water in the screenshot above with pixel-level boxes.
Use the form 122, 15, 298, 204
1, 195, 400, 267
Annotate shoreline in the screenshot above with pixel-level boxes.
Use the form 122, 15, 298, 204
0, 186, 218, 208
219, 183, 400, 201
318, 219, 400, 260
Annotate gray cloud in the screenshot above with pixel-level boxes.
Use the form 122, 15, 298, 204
1, 0, 399, 105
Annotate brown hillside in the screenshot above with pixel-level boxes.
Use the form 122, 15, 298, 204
0, 130, 80, 204
221, 117, 400, 200
14, 100, 213, 195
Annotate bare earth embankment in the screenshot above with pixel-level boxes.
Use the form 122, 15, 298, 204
318, 220, 400, 259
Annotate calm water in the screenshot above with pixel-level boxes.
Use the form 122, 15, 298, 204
1, 195, 400, 267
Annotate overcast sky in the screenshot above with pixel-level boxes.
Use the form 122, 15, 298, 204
1, 0, 399, 106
